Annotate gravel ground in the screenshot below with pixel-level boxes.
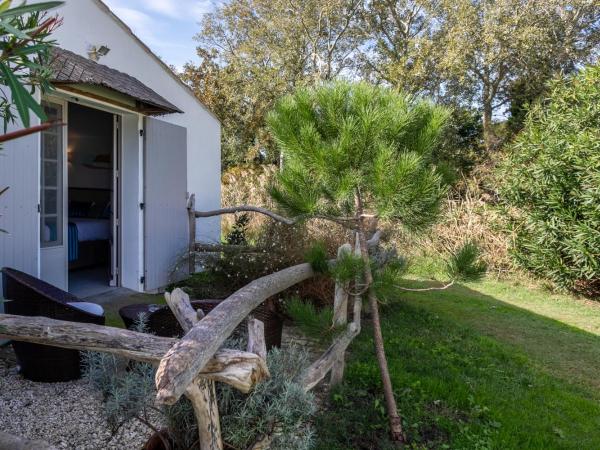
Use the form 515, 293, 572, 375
0, 346, 157, 450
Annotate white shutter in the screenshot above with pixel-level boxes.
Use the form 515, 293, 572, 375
143, 118, 188, 291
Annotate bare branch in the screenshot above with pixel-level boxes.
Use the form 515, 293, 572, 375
394, 280, 454, 292
194, 205, 357, 227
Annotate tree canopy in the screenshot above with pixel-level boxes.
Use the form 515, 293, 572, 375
267, 81, 449, 230
182, 0, 600, 165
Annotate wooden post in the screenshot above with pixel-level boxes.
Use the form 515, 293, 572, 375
330, 243, 352, 386
247, 317, 267, 361
188, 193, 196, 274
166, 289, 223, 450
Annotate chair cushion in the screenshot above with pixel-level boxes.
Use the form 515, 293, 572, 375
67, 302, 104, 317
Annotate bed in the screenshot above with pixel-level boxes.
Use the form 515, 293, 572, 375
68, 218, 111, 262
67, 188, 112, 269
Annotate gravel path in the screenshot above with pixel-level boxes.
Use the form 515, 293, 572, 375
0, 347, 157, 450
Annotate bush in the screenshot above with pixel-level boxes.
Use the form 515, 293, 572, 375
84, 340, 316, 449
498, 65, 600, 296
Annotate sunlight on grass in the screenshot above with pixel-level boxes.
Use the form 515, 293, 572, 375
316, 265, 600, 449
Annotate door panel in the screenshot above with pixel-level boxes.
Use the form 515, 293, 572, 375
143, 118, 188, 291
110, 115, 120, 286
40, 100, 67, 290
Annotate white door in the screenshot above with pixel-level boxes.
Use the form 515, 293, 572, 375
40, 99, 68, 289
143, 118, 188, 291
110, 115, 121, 286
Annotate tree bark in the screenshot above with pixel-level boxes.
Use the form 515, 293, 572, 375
482, 83, 496, 152
356, 195, 406, 444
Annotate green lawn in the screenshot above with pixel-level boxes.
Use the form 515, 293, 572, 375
315, 277, 600, 449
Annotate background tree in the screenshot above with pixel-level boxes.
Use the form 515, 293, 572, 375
499, 65, 600, 298
433, 0, 600, 151
181, 0, 363, 168
360, 0, 441, 96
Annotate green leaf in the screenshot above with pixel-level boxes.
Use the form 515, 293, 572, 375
0, 1, 11, 14
0, 2, 63, 19
0, 18, 30, 39
447, 241, 487, 282
0, 62, 31, 127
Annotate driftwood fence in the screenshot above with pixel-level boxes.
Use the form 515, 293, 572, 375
0, 227, 365, 449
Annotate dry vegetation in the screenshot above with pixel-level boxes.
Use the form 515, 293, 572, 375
221, 164, 513, 277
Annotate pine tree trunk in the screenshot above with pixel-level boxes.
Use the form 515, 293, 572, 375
355, 194, 406, 444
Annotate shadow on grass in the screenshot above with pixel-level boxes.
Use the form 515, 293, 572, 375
315, 280, 600, 450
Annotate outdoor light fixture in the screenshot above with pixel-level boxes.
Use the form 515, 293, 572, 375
87, 45, 111, 61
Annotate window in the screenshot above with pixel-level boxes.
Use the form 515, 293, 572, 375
40, 101, 63, 247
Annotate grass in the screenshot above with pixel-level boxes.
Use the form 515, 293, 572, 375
315, 273, 600, 449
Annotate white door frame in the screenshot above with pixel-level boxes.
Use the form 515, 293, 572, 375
42, 92, 126, 290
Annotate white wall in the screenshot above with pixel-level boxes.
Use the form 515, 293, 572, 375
44, 0, 222, 243
0, 111, 41, 295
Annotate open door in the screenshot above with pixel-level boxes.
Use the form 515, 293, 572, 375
143, 117, 188, 291
110, 115, 120, 286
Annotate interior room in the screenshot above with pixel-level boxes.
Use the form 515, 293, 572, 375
67, 102, 115, 297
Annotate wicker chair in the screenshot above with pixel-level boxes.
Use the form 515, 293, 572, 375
1, 267, 105, 382
120, 299, 283, 349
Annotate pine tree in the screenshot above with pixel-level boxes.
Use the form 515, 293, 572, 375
196, 81, 485, 443
266, 81, 449, 443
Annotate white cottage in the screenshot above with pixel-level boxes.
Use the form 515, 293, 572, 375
0, 0, 221, 295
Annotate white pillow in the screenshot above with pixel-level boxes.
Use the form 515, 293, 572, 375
67, 302, 104, 317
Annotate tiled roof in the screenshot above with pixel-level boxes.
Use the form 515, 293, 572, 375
49, 47, 183, 115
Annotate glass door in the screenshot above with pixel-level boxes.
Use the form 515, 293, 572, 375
39, 99, 68, 289
40, 101, 64, 248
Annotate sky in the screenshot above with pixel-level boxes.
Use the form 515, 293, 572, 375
102, 0, 220, 71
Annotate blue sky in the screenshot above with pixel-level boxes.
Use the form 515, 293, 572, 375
102, 0, 220, 71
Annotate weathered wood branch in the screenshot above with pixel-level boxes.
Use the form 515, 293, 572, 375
331, 243, 352, 386
0, 314, 267, 393
303, 237, 364, 391
299, 322, 360, 392
247, 317, 267, 361
367, 229, 382, 248
195, 243, 266, 253
155, 263, 315, 405
165, 288, 198, 331
195, 205, 300, 225
165, 288, 223, 450
186, 380, 222, 450
194, 205, 358, 227
188, 193, 196, 274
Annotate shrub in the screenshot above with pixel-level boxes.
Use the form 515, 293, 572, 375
84, 339, 316, 450
498, 65, 600, 296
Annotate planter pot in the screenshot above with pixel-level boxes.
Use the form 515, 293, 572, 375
142, 430, 172, 450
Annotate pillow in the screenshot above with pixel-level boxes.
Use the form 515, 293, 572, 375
69, 201, 91, 218
67, 302, 104, 317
